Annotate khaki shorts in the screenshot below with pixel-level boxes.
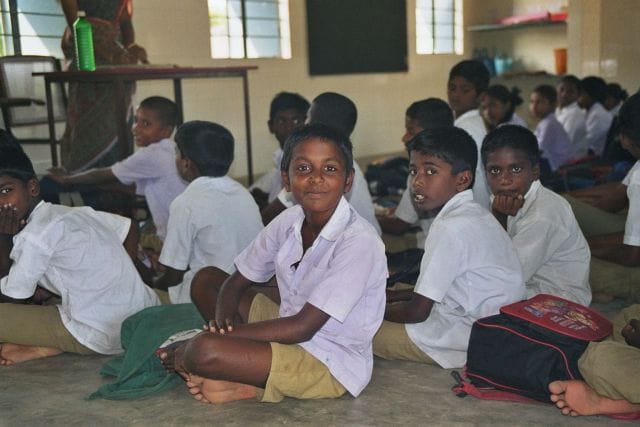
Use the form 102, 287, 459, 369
248, 293, 347, 403
373, 320, 435, 364
0, 303, 95, 354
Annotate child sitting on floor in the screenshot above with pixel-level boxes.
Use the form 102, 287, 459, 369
372, 127, 524, 368
159, 123, 387, 404
447, 59, 491, 210
44, 96, 187, 246
480, 84, 526, 131
529, 85, 572, 174
249, 91, 309, 209
481, 125, 591, 305
378, 98, 454, 239
152, 121, 263, 304
261, 92, 381, 234
0, 140, 160, 365
549, 304, 640, 417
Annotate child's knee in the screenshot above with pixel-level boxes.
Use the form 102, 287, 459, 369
183, 333, 223, 371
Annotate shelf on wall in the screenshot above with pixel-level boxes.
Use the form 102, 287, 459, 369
468, 19, 566, 32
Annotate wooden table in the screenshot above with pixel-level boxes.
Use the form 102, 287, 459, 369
33, 65, 258, 183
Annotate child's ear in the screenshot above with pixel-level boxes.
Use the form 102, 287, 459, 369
28, 178, 40, 198
455, 170, 473, 192
281, 169, 291, 192
343, 168, 355, 194
532, 162, 541, 181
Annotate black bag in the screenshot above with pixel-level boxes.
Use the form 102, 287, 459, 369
454, 294, 612, 403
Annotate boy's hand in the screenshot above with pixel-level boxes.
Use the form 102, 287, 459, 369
622, 319, 640, 349
213, 309, 235, 335
492, 194, 525, 217
0, 205, 25, 235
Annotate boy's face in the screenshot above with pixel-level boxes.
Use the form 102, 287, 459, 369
447, 76, 480, 118
282, 137, 354, 222
481, 94, 510, 129
529, 92, 555, 119
269, 108, 306, 147
0, 175, 40, 233
557, 81, 577, 108
402, 117, 424, 144
576, 90, 594, 110
408, 150, 471, 215
485, 147, 539, 199
132, 107, 173, 147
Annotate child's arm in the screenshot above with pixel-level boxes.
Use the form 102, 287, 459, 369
589, 237, 640, 267
153, 266, 185, 291
377, 211, 413, 235
122, 220, 155, 285
564, 182, 628, 213
260, 198, 287, 226
46, 167, 119, 187
384, 292, 434, 324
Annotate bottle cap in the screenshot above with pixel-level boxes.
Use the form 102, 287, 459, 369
77, 10, 86, 17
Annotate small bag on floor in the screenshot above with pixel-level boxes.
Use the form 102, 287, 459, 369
452, 294, 612, 403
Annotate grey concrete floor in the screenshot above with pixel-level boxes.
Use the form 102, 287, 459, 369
0, 300, 632, 426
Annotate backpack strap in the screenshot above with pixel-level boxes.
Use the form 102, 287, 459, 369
451, 370, 542, 405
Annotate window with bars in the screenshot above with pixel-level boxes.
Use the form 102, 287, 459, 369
208, 0, 291, 59
416, 0, 463, 55
0, 0, 66, 57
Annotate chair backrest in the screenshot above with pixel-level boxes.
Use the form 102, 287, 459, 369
0, 55, 67, 127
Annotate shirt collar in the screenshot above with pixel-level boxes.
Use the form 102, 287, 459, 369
494, 180, 541, 223
289, 196, 352, 243
434, 189, 473, 220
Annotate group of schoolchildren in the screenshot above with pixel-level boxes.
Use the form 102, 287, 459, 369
0, 59, 639, 418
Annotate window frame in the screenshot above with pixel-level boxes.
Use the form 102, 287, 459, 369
0, 0, 66, 57
416, 0, 463, 55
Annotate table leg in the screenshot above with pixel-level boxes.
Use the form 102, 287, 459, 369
173, 79, 184, 125
44, 79, 58, 166
242, 72, 253, 185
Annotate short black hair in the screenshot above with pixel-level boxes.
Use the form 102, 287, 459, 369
481, 125, 540, 167
606, 83, 629, 102
269, 92, 310, 122
0, 129, 36, 182
308, 92, 357, 137
618, 92, 640, 144
406, 127, 477, 184
280, 123, 353, 174
175, 121, 234, 177
406, 98, 454, 130
579, 76, 608, 103
533, 84, 557, 104
139, 96, 179, 127
558, 74, 581, 88
449, 60, 490, 94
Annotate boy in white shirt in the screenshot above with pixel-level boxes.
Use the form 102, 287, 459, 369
556, 75, 588, 160
153, 121, 263, 304
481, 124, 591, 305
45, 96, 187, 242
447, 60, 492, 210
372, 127, 524, 368
249, 92, 309, 210
261, 92, 381, 234
159, 124, 387, 404
0, 141, 160, 365
577, 76, 614, 157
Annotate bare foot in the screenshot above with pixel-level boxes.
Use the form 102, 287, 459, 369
0, 342, 63, 365
186, 374, 257, 404
549, 380, 640, 416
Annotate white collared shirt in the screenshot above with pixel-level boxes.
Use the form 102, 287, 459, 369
235, 197, 387, 397
454, 109, 491, 210
406, 190, 524, 368
277, 162, 382, 235
556, 102, 588, 159
623, 161, 640, 246
503, 113, 527, 128
585, 102, 613, 156
249, 148, 284, 203
159, 176, 263, 304
0, 202, 160, 354
111, 138, 187, 240
535, 112, 572, 171
503, 180, 591, 305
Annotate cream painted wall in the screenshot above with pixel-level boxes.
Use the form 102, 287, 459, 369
131, 0, 464, 181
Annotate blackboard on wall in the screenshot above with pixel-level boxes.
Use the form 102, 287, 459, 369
306, 0, 408, 76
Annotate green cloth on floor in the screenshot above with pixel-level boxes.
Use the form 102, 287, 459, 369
89, 303, 204, 400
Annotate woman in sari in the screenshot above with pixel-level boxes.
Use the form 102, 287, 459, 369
60, 0, 148, 173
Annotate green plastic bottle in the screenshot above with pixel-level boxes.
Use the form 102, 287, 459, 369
74, 11, 96, 71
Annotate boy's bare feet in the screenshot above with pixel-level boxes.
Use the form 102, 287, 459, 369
186, 374, 257, 404
549, 380, 640, 416
0, 342, 62, 365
